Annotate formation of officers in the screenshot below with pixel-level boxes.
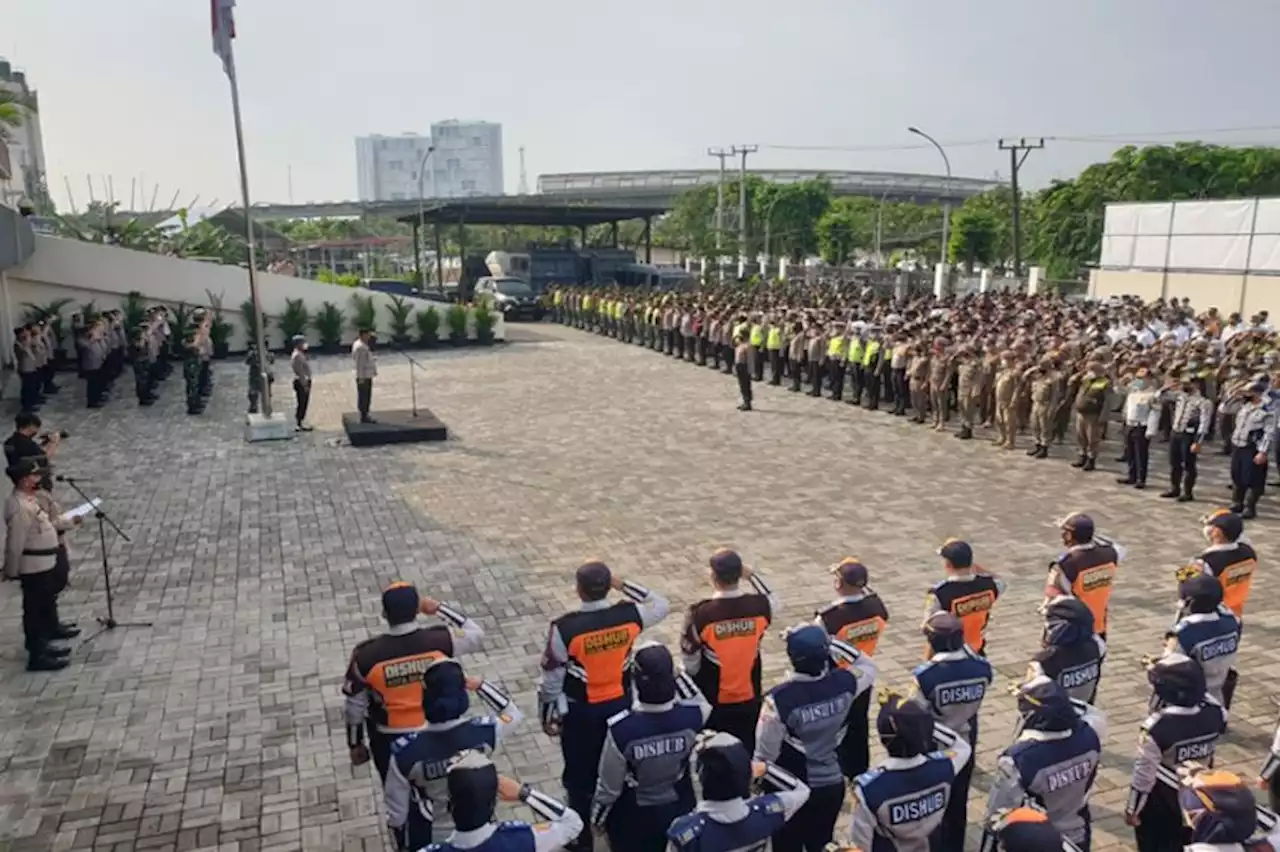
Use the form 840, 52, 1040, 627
548, 284, 1280, 519
339, 506, 1276, 852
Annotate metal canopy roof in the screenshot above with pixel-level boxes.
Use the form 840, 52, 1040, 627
396, 197, 666, 228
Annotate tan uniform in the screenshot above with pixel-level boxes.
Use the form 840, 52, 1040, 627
994, 366, 1020, 448
928, 353, 953, 428
956, 356, 981, 430
1027, 369, 1059, 447
908, 352, 931, 421
1073, 374, 1112, 461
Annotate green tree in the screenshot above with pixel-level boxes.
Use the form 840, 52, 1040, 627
816, 197, 873, 263
947, 208, 998, 272
754, 179, 832, 260
0, 89, 29, 141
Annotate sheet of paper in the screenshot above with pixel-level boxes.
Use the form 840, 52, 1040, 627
61, 498, 102, 521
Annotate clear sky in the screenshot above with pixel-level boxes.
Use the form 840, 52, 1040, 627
6, 0, 1280, 211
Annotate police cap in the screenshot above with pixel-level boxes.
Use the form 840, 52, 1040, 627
937, 539, 973, 569
990, 807, 1064, 852
5, 457, 41, 482
381, 581, 420, 623
1058, 512, 1095, 541
1202, 509, 1244, 541
830, 558, 868, 587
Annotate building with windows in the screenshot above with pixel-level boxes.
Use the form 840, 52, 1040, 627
0, 59, 47, 208
354, 121, 503, 202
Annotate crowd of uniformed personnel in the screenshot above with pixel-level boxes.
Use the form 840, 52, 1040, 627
339, 502, 1277, 852
548, 283, 1280, 519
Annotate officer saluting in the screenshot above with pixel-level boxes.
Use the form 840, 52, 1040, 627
912, 613, 993, 852
1124, 654, 1228, 852
923, 540, 1003, 657
754, 627, 877, 852
342, 582, 486, 781
1191, 509, 1257, 621
592, 643, 710, 852
815, 558, 890, 780
538, 562, 669, 852
1166, 574, 1241, 709
982, 679, 1106, 852
1043, 513, 1122, 641
682, 549, 779, 751
1228, 380, 1274, 518
1028, 598, 1106, 704
845, 691, 972, 852
384, 659, 523, 850
666, 732, 811, 852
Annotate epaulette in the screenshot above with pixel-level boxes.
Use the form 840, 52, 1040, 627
667, 812, 706, 846
390, 732, 420, 754
606, 707, 630, 727
756, 794, 785, 815
854, 766, 884, 788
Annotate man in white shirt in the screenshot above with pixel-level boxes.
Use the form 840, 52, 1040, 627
352, 328, 378, 423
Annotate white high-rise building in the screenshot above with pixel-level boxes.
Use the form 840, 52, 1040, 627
354, 121, 503, 202
0, 59, 47, 207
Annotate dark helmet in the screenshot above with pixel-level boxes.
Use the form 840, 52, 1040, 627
1178, 574, 1225, 615
1015, 676, 1077, 732
784, 624, 830, 677
445, 750, 499, 832
923, 611, 966, 654
1202, 509, 1244, 541
989, 806, 1064, 852
422, 658, 470, 723
695, 732, 752, 801
1058, 512, 1095, 542
1042, 597, 1095, 647
876, 690, 935, 759
1179, 770, 1258, 844
629, 642, 676, 705
1148, 653, 1207, 707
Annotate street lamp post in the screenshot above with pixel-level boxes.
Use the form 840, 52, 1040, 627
415, 145, 436, 285
907, 126, 952, 268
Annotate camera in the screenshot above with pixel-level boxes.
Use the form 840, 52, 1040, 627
37, 429, 70, 445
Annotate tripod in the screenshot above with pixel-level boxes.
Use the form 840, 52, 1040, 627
57, 475, 151, 643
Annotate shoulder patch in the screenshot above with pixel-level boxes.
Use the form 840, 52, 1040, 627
668, 812, 706, 845
390, 732, 419, 754
854, 767, 884, 788
606, 708, 631, 727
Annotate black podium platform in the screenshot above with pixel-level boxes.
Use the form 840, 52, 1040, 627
343, 409, 448, 446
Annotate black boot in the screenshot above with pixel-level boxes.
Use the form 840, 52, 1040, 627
957, 426, 973, 440
27, 654, 69, 672
1035, 445, 1049, 459
1243, 490, 1262, 519
1027, 444, 1042, 457
1177, 490, 1195, 502
1117, 476, 1137, 485
1071, 454, 1087, 468
1082, 457, 1096, 471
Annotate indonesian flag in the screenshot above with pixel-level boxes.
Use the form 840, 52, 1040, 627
212, 0, 236, 76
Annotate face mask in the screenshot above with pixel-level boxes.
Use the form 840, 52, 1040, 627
1202, 526, 1215, 543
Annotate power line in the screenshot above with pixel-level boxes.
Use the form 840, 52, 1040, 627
998, 137, 1045, 278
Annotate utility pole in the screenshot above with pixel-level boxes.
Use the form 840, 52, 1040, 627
732, 144, 758, 276
707, 147, 730, 284
998, 137, 1045, 278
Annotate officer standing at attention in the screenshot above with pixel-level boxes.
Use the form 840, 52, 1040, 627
1027, 598, 1107, 704
981, 679, 1106, 852
538, 562, 669, 852
1166, 574, 1241, 709
845, 691, 972, 852
826, 323, 847, 402
749, 315, 766, 382
923, 539, 1003, 657
665, 732, 811, 852
766, 317, 785, 386
421, 751, 584, 852
912, 613, 994, 852
1159, 373, 1213, 501
1178, 769, 1280, 851
1124, 654, 1228, 852
343, 582, 486, 782
754, 626, 877, 852
733, 330, 753, 412
788, 320, 807, 393
682, 549, 779, 752
1071, 361, 1111, 471
290, 335, 313, 432
592, 643, 710, 852
954, 345, 982, 440
1043, 513, 1123, 641
1191, 509, 1257, 621
1228, 380, 1275, 518
815, 558, 890, 780
132, 325, 155, 405
384, 659, 524, 850
807, 323, 826, 398
352, 327, 378, 424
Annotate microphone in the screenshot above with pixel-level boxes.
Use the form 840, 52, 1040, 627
54, 475, 84, 483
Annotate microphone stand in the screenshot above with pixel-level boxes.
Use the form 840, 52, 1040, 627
57, 475, 151, 643
395, 349, 425, 418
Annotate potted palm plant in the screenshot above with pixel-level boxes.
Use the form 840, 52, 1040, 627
385, 295, 413, 348
170, 302, 193, 357
473, 304, 495, 345
313, 301, 345, 353
22, 297, 75, 364
122, 290, 147, 332
240, 299, 269, 349
277, 298, 310, 353
446, 303, 468, 345
349, 293, 377, 336
415, 307, 440, 348
204, 289, 232, 358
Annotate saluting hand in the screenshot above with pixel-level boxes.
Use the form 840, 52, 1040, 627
497, 775, 523, 802
419, 596, 441, 616
465, 676, 483, 691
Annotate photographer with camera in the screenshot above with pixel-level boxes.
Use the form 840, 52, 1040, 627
4, 412, 61, 472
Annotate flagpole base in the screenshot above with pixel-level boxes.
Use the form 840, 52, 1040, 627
245, 412, 293, 443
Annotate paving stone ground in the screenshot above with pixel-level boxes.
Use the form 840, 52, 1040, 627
0, 324, 1277, 852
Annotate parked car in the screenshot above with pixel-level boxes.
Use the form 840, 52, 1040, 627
475, 276, 542, 320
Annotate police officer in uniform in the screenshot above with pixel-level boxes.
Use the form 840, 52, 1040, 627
681, 549, 779, 752
384, 659, 524, 850
1043, 513, 1123, 641
1124, 654, 1228, 852
845, 691, 972, 852
665, 732, 811, 852
754, 626, 877, 852
343, 582, 486, 782
982, 678, 1107, 852
1166, 574, 1240, 709
421, 751, 583, 852
183, 330, 204, 415
815, 558, 890, 780
923, 539, 1003, 657
986, 807, 1080, 852
1028, 598, 1106, 704
1229, 380, 1275, 518
538, 562, 669, 852
132, 325, 155, 405
1179, 768, 1280, 851
592, 643, 709, 852
1192, 509, 1257, 621
912, 613, 993, 852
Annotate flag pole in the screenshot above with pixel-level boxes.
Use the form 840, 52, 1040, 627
223, 42, 272, 418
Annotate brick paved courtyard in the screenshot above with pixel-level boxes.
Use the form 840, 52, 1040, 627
1, 323, 1277, 852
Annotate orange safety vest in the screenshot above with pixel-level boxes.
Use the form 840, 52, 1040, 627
817, 594, 890, 659
928, 572, 1001, 654
1198, 543, 1258, 619
1051, 544, 1118, 635
684, 595, 771, 705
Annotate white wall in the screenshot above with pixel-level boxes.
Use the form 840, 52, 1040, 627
2, 235, 504, 353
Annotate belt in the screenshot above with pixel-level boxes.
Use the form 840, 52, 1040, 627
22, 547, 58, 557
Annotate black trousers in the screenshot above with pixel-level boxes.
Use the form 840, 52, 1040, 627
293, 379, 311, 425
838, 688, 872, 781
606, 788, 695, 852
20, 371, 41, 410
932, 726, 976, 852
356, 379, 373, 418
769, 350, 782, 385
41, 362, 57, 394
790, 358, 804, 391
1230, 443, 1267, 508
1134, 783, 1188, 852
867, 370, 883, 409
706, 699, 762, 754
809, 361, 823, 396
562, 699, 627, 852
892, 368, 908, 413
367, 726, 395, 782
848, 364, 864, 404
828, 363, 845, 400
86, 369, 106, 406
752, 348, 764, 381
1124, 425, 1150, 483
1169, 433, 1199, 495
735, 363, 753, 408
773, 783, 845, 852
20, 569, 58, 655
